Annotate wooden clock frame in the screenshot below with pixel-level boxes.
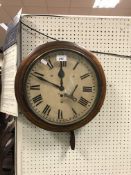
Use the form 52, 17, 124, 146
15, 41, 106, 132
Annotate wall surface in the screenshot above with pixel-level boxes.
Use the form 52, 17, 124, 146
16, 15, 131, 175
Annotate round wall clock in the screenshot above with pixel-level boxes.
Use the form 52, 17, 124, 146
15, 41, 106, 149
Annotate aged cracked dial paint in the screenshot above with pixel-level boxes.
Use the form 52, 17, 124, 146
15, 41, 106, 131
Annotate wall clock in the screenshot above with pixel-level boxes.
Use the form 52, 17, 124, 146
15, 41, 106, 150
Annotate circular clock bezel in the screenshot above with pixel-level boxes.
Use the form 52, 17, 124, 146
15, 41, 106, 132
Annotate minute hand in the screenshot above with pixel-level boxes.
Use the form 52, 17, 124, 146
32, 74, 61, 90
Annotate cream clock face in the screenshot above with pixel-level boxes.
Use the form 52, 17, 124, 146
24, 50, 99, 125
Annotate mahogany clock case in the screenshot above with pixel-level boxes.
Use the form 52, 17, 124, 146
15, 41, 106, 132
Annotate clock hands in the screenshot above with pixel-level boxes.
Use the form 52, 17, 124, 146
58, 62, 65, 91
33, 71, 78, 101
32, 73, 62, 90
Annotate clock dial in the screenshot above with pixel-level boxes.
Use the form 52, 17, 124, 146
15, 41, 106, 131
25, 50, 98, 125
